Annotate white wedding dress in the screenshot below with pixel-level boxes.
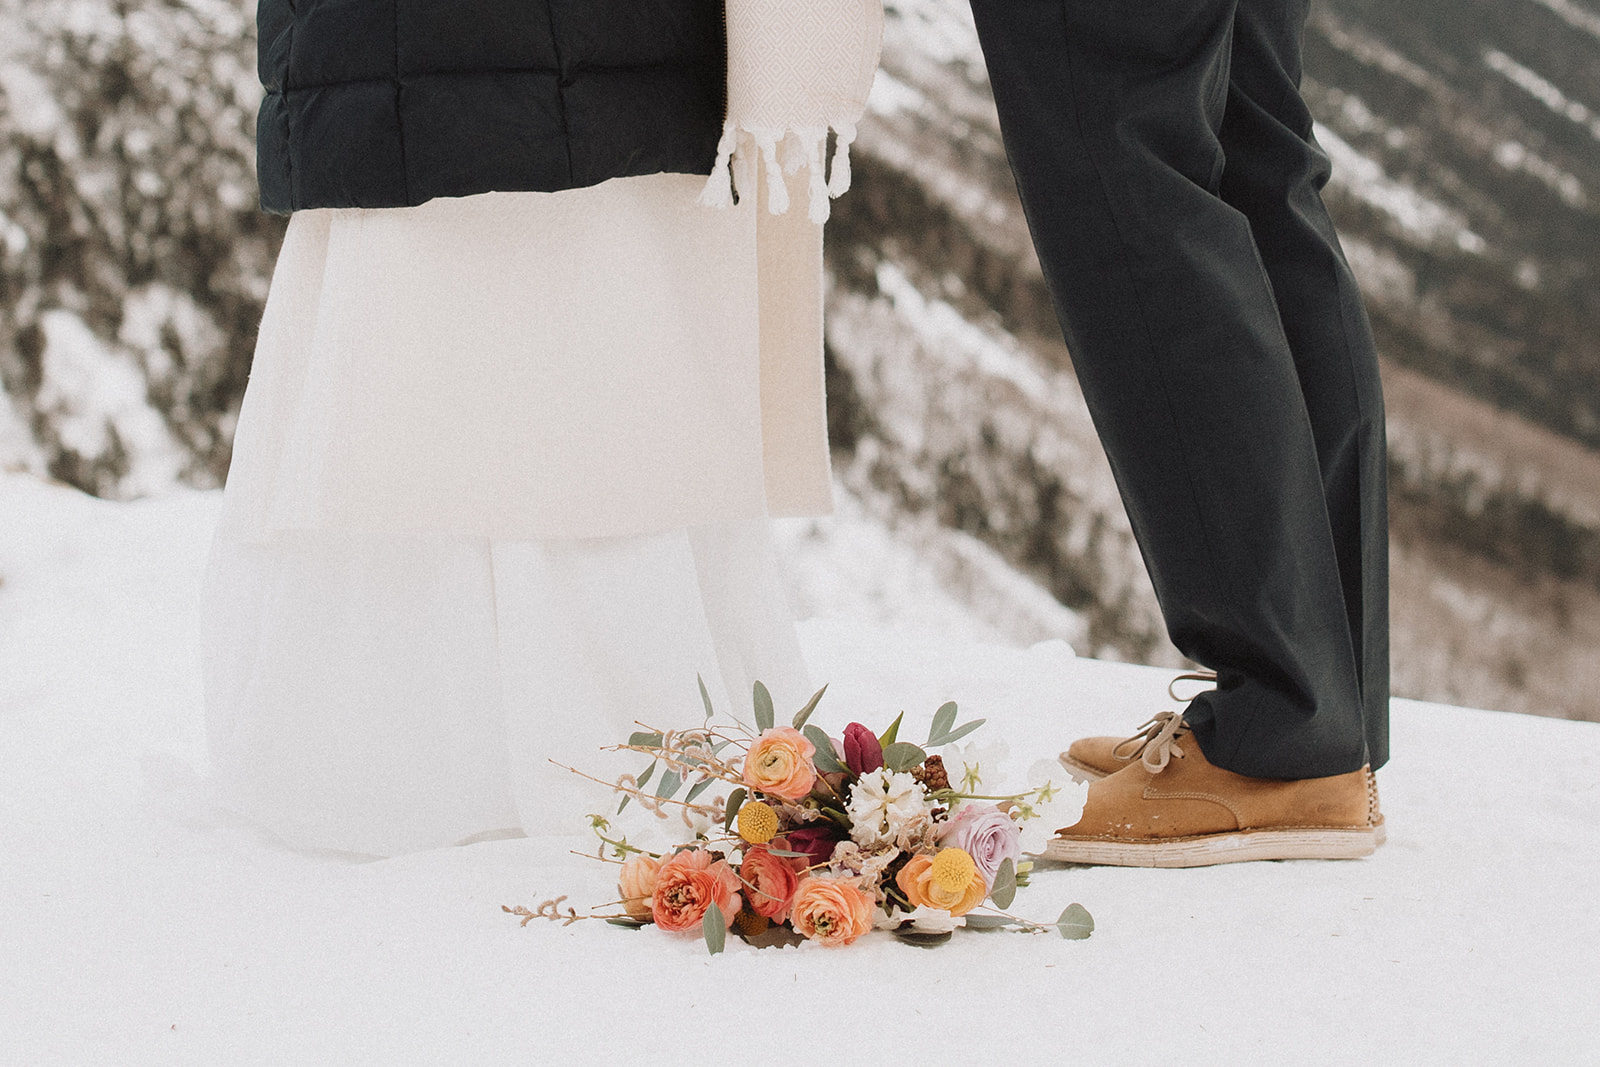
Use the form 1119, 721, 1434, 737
202, 174, 820, 857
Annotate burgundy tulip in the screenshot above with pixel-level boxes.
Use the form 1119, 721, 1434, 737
842, 722, 883, 776
783, 824, 845, 867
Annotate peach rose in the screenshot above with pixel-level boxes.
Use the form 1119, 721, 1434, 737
740, 841, 806, 924
895, 853, 989, 916
742, 727, 816, 801
617, 854, 660, 922
651, 849, 742, 933
790, 876, 876, 947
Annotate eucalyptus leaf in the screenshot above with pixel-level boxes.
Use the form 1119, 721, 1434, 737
804, 725, 846, 774
927, 718, 988, 747
753, 681, 775, 733
628, 731, 664, 748
685, 778, 715, 804
882, 742, 927, 773
605, 917, 649, 929
960, 915, 1013, 931
791, 683, 829, 730
989, 857, 1017, 910
927, 701, 958, 745
723, 787, 747, 831
1056, 903, 1095, 940
698, 673, 715, 721
702, 903, 726, 955
764, 847, 810, 859
617, 794, 630, 814
636, 761, 657, 789
655, 769, 682, 799
879, 711, 904, 747
892, 928, 954, 949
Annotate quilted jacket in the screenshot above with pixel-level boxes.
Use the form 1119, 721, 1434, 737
256, 0, 726, 213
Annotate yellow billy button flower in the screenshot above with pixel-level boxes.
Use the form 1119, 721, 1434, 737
737, 800, 780, 844
931, 847, 978, 895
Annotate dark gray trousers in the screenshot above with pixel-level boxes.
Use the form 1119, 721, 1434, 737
967, 0, 1389, 777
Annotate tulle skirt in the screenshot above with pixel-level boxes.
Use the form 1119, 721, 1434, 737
203, 176, 817, 856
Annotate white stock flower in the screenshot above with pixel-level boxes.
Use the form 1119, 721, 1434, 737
948, 739, 1010, 794
846, 768, 933, 848
1016, 759, 1089, 854
904, 906, 965, 934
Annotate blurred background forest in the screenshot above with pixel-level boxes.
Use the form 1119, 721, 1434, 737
3, 0, 1599, 720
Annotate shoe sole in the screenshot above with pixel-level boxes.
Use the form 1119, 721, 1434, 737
1041, 825, 1381, 868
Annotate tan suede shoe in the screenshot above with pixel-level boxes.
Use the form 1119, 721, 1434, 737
1045, 711, 1385, 867
1060, 734, 1138, 781
1060, 670, 1221, 781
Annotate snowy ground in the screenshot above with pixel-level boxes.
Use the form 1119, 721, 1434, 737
3, 471, 1597, 1064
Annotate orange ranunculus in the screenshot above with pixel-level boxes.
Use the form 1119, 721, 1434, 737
617, 854, 661, 922
896, 852, 989, 916
742, 727, 817, 801
740, 841, 806, 924
790, 876, 876, 947
651, 848, 742, 932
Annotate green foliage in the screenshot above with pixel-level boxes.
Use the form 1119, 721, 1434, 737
791, 684, 829, 730
723, 788, 746, 831
891, 928, 953, 949
702, 904, 726, 955
655, 769, 681, 799
628, 731, 664, 748
882, 742, 926, 773
989, 858, 1017, 910
804, 725, 846, 774
1056, 903, 1094, 940
753, 681, 775, 733
926, 701, 987, 747
878, 712, 905, 747
698, 674, 715, 721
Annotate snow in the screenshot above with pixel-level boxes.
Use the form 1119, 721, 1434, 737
4, 470, 1598, 1063
1484, 48, 1600, 142
1525, 0, 1600, 42
1315, 122, 1488, 253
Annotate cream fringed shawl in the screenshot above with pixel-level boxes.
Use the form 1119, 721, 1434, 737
727, 0, 885, 518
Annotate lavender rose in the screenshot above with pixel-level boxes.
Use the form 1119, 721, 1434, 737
842, 722, 883, 777
935, 803, 1021, 888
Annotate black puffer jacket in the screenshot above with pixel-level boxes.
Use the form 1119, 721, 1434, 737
256, 0, 727, 214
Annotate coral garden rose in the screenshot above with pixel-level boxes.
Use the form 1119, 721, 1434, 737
842, 722, 883, 777
896, 851, 989, 916
739, 841, 807, 924
790, 876, 876, 947
935, 803, 1021, 889
650, 848, 742, 932
742, 727, 816, 801
617, 854, 661, 921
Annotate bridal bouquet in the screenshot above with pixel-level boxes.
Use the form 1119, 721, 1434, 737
525, 681, 1093, 953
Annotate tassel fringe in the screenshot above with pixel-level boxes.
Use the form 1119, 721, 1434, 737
696, 121, 740, 210
697, 121, 858, 223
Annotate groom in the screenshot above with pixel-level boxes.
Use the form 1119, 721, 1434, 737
966, 0, 1389, 865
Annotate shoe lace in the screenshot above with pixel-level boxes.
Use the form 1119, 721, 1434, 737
1167, 669, 1218, 702
1110, 710, 1190, 775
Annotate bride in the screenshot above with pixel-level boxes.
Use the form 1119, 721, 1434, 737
202, 1, 882, 856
